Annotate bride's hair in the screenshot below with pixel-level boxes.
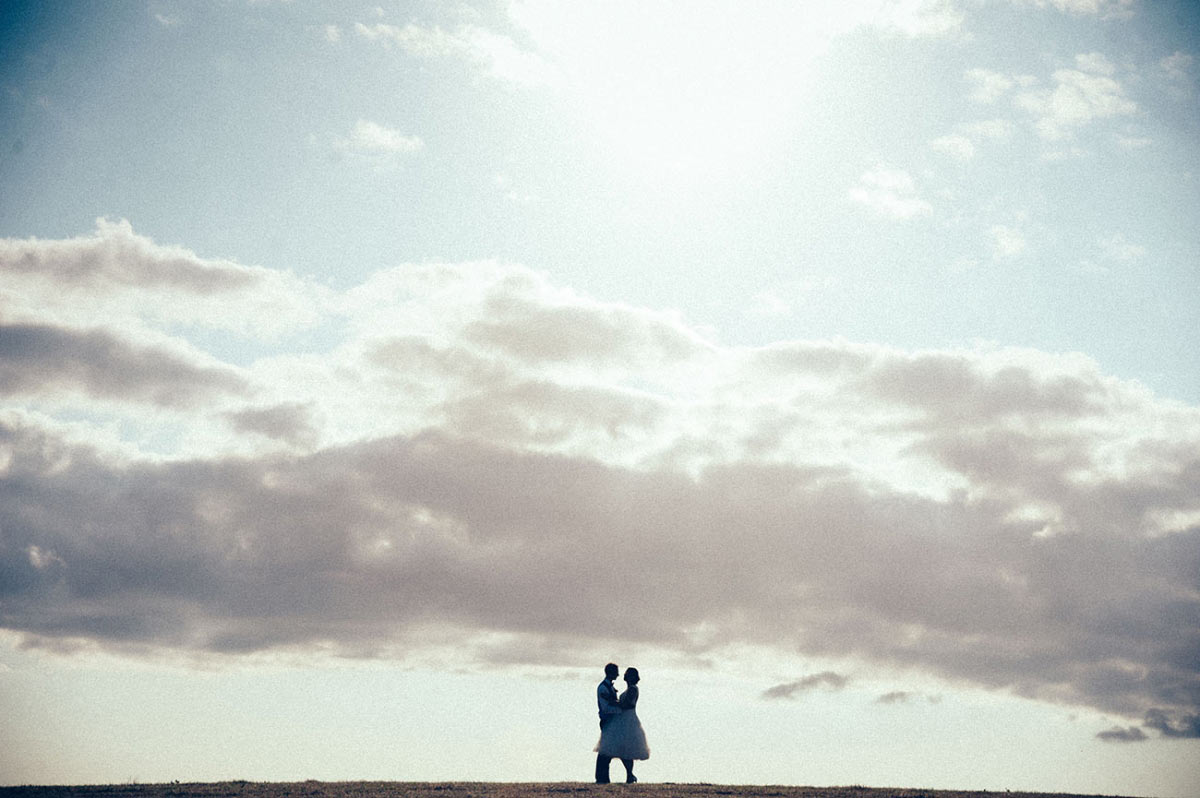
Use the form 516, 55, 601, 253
624, 667, 640, 684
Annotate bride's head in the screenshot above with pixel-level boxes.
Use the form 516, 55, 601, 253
623, 667, 640, 685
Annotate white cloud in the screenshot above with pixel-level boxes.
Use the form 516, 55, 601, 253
931, 119, 1015, 160
931, 133, 975, 161
1098, 233, 1146, 263
336, 119, 423, 158
990, 224, 1028, 259
1011, 0, 1135, 18
1116, 133, 1152, 149
354, 21, 557, 87
849, 166, 932, 218
966, 68, 1016, 103
971, 54, 1137, 141
1075, 52, 1116, 75
961, 119, 1017, 139
2, 224, 1199, 741
873, 0, 965, 37
1160, 51, 1193, 82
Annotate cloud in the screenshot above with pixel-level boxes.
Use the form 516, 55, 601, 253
2, 225, 1199, 739
762, 672, 849, 700
1160, 51, 1193, 82
931, 119, 1015, 161
334, 119, 423, 167
1143, 708, 1200, 739
1011, 0, 1135, 18
989, 224, 1027, 259
223, 402, 317, 447
0, 218, 257, 294
1078, 232, 1147, 274
966, 68, 1017, 103
963, 54, 1137, 147
354, 21, 556, 87
0, 218, 331, 338
849, 167, 932, 219
873, 0, 965, 37
1116, 134, 1152, 150
0, 321, 247, 407
1097, 725, 1148, 743
931, 134, 975, 161
1074, 52, 1116, 76
1098, 233, 1145, 263
876, 691, 914, 704
1013, 56, 1137, 140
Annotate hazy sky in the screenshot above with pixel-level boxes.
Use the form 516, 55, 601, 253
1, 1, 1198, 795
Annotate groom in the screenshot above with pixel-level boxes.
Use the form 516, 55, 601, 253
595, 662, 622, 783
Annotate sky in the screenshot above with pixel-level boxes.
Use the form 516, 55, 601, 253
1, 0, 1199, 795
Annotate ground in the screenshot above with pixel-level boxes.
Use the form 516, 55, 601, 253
0, 783, 1139, 798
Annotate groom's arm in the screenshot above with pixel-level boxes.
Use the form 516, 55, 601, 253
598, 685, 622, 715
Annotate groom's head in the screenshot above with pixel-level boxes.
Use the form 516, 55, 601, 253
605, 663, 619, 680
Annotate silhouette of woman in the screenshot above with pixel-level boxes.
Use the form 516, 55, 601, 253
594, 667, 650, 783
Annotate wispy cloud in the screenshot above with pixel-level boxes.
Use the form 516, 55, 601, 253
1011, 0, 1135, 18
335, 119, 424, 164
2, 223, 1198, 741
965, 68, 1021, 104
931, 133, 975, 161
874, 0, 965, 37
1160, 51, 1193, 82
762, 672, 849, 700
354, 21, 556, 87
1098, 233, 1145, 263
849, 166, 932, 219
989, 224, 1028, 259
1097, 725, 1148, 743
931, 119, 1015, 161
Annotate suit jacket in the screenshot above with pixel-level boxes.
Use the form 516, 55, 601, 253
597, 678, 621, 719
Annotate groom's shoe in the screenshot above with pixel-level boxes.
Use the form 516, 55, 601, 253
625, 776, 637, 784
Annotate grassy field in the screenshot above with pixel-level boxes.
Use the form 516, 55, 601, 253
0, 783, 1139, 798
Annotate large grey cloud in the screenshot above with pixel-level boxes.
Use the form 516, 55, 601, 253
2, 404, 1196, 735
0, 224, 1198, 744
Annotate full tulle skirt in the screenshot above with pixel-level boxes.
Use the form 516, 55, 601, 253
595, 710, 650, 760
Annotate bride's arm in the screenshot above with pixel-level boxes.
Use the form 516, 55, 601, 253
618, 686, 638, 709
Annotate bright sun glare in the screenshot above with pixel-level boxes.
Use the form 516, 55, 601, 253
514, 1, 875, 182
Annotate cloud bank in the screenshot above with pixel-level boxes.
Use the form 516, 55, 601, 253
1, 222, 1198, 741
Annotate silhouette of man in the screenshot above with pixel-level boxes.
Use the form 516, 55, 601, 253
595, 662, 622, 783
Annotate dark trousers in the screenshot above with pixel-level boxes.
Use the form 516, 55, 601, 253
595, 753, 612, 783
595, 717, 613, 783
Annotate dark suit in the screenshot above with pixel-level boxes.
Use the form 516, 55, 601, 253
595, 678, 621, 782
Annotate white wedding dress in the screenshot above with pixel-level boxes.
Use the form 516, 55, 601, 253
595, 685, 650, 760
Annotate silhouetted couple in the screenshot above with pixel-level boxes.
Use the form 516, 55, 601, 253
594, 662, 650, 784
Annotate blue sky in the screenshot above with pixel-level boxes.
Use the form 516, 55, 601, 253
1, 1, 1199, 796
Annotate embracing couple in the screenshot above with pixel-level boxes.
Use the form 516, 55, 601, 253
594, 662, 650, 784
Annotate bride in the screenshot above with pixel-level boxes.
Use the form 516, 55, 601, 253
595, 667, 650, 783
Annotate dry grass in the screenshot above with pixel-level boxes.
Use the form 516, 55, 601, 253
0, 783, 1139, 798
